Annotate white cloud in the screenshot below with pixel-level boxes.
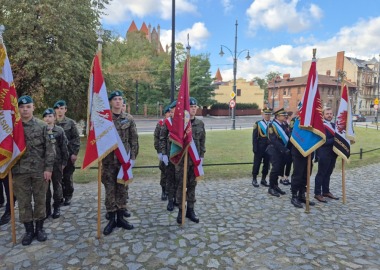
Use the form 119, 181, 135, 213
220, 16, 380, 80
221, 0, 233, 13
246, 0, 323, 34
102, 0, 197, 24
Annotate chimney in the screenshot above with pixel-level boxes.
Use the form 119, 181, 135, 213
283, 74, 290, 80
336, 51, 345, 76
326, 70, 331, 76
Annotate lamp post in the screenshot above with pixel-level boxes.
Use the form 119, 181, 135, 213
219, 20, 251, 130
376, 54, 380, 124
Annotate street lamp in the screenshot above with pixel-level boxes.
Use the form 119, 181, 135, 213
219, 20, 251, 130
376, 53, 380, 124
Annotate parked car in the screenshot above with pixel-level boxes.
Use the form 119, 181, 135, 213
352, 114, 366, 122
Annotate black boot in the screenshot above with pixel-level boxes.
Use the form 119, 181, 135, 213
186, 208, 199, 223
45, 203, 52, 220
177, 209, 182, 224
52, 206, 61, 219
167, 198, 174, 211
103, 211, 117, 235
291, 193, 303, 208
63, 197, 71, 206
0, 211, 11, 225
35, 220, 47, 242
298, 190, 316, 206
123, 209, 131, 218
252, 177, 259, 188
161, 187, 168, 201
260, 177, 269, 187
274, 185, 286, 195
22, 221, 35, 246
116, 210, 134, 230
173, 198, 179, 207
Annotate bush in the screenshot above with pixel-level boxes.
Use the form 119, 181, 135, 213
210, 102, 259, 110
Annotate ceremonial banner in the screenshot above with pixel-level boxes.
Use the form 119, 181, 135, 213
82, 55, 118, 169
0, 43, 25, 178
333, 85, 355, 161
169, 60, 192, 164
290, 57, 326, 157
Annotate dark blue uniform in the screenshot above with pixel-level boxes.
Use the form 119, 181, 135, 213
252, 119, 270, 185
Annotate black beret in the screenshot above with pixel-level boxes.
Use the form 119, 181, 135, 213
108, 90, 123, 101
53, 100, 67, 109
43, 108, 55, 117
18, 95, 33, 106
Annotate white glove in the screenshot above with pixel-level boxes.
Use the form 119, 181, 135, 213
157, 153, 163, 161
130, 159, 135, 168
162, 155, 169, 166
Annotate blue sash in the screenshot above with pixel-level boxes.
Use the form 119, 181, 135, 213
258, 120, 269, 136
272, 120, 289, 146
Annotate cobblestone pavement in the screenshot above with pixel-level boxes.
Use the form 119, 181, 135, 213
1, 163, 380, 270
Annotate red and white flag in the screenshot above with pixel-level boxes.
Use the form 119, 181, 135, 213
0, 42, 26, 178
114, 133, 133, 184
333, 85, 355, 161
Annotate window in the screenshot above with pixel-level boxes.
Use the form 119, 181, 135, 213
284, 100, 289, 109
283, 89, 287, 96
297, 87, 301, 95
237, 89, 241, 96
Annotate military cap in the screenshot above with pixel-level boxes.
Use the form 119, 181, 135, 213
274, 108, 287, 116
262, 107, 273, 115
169, 100, 177, 109
108, 90, 123, 101
164, 105, 171, 114
43, 108, 55, 117
53, 100, 67, 108
18, 95, 33, 106
189, 97, 198, 106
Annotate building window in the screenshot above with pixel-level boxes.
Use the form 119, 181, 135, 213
284, 100, 289, 109
297, 87, 301, 95
237, 89, 241, 96
283, 89, 287, 96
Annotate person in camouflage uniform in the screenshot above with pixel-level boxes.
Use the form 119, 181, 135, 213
102, 91, 139, 236
54, 100, 80, 206
154, 105, 171, 201
43, 108, 69, 219
12, 96, 55, 246
159, 101, 179, 211
176, 97, 206, 224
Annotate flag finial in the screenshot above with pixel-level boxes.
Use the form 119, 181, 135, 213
0, 25, 5, 44
312, 48, 317, 59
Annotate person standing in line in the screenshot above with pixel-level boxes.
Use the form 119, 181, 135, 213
280, 112, 292, 186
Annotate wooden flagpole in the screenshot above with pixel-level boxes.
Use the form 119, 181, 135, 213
342, 159, 346, 204
8, 172, 16, 244
305, 155, 311, 213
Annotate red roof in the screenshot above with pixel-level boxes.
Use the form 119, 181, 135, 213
127, 20, 138, 33
140, 22, 149, 35
214, 68, 223, 82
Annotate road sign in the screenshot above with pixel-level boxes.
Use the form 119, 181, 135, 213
374, 104, 379, 110
230, 91, 236, 99
229, 99, 236, 108
374, 98, 379, 105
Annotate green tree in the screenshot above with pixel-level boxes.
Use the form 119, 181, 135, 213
0, 0, 108, 120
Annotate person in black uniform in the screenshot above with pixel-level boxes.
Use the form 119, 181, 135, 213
314, 107, 339, 203
280, 113, 292, 186
266, 108, 289, 197
252, 108, 272, 187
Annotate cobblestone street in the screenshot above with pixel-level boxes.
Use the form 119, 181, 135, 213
1, 163, 379, 270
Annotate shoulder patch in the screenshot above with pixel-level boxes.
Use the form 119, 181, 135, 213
269, 127, 274, 134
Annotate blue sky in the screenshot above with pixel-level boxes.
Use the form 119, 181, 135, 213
101, 0, 380, 81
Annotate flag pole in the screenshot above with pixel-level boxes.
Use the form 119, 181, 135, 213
339, 59, 346, 204
96, 27, 104, 239
181, 35, 191, 226
305, 155, 311, 213
8, 173, 16, 244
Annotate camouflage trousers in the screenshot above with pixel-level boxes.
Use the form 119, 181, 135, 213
102, 164, 127, 212
159, 161, 167, 188
13, 172, 48, 223
175, 163, 197, 209
46, 164, 63, 207
165, 162, 178, 200
62, 158, 75, 199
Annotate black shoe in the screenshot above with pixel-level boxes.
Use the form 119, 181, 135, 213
63, 197, 71, 206
0, 211, 11, 225
274, 186, 286, 195
52, 206, 61, 219
185, 208, 199, 223
103, 212, 117, 235
161, 187, 168, 201
116, 210, 134, 230
291, 195, 303, 208
173, 198, 179, 207
252, 178, 259, 188
22, 222, 35, 246
268, 188, 280, 197
35, 220, 47, 242
282, 179, 291, 185
261, 180, 269, 187
167, 198, 174, 211
177, 209, 182, 224
123, 209, 131, 218
298, 193, 316, 206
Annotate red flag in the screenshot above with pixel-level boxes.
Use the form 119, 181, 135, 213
0, 43, 26, 178
169, 60, 192, 164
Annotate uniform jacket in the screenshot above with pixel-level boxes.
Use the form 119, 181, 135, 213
159, 119, 171, 156
252, 119, 270, 153
267, 119, 289, 154
102, 112, 139, 165
50, 125, 69, 166
12, 117, 55, 174
154, 119, 164, 153
56, 116, 80, 156
191, 118, 206, 158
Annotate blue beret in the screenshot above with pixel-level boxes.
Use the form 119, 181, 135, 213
18, 95, 33, 106
169, 100, 177, 109
189, 97, 198, 106
108, 90, 123, 101
43, 108, 55, 117
164, 105, 170, 113
53, 100, 67, 109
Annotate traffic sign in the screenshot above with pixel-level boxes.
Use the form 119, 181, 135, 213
374, 104, 379, 110
374, 98, 379, 105
229, 99, 236, 108
230, 91, 236, 99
